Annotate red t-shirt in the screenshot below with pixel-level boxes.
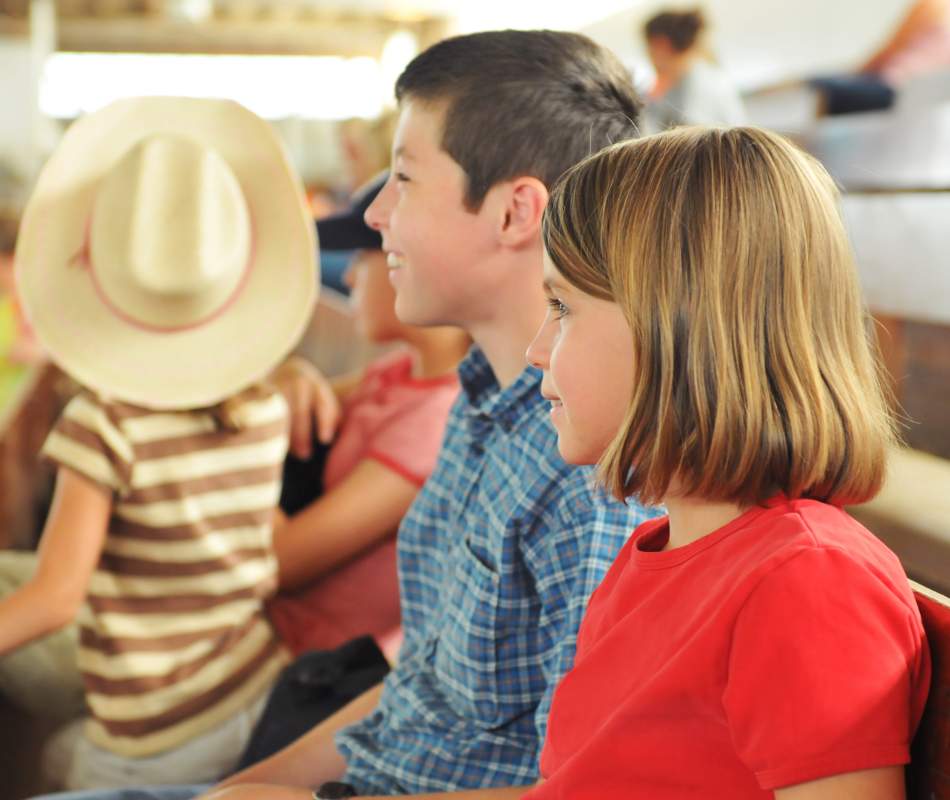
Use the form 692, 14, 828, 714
268, 350, 459, 657
528, 497, 930, 799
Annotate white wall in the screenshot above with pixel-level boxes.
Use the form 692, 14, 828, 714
0, 37, 36, 203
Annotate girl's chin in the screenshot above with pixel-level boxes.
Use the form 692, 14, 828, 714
555, 439, 603, 467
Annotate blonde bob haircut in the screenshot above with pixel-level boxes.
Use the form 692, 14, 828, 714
542, 126, 896, 507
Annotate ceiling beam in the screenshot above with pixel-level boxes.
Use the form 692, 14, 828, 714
57, 16, 412, 56
0, 3, 451, 57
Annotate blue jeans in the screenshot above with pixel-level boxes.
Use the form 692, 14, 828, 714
30, 785, 209, 800
319, 250, 353, 295
810, 74, 896, 115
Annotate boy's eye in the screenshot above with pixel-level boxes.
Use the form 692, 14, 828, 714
394, 172, 411, 183
546, 297, 568, 319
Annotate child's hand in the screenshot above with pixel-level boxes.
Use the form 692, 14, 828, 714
272, 356, 341, 458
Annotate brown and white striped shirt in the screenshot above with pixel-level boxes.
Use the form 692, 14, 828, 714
42, 388, 290, 757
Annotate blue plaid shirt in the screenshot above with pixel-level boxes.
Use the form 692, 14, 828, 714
337, 347, 660, 794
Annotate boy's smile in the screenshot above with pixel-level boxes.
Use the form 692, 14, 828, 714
364, 100, 499, 331
386, 252, 405, 271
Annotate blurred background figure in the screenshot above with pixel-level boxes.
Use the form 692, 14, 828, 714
642, 7, 745, 131
317, 112, 397, 295
337, 113, 398, 192
812, 0, 950, 115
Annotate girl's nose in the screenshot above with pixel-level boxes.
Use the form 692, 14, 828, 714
526, 320, 553, 369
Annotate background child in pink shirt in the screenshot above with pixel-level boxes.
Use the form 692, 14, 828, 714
268, 175, 470, 659
524, 126, 930, 799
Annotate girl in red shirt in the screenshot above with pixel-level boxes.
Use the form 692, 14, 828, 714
525, 126, 930, 800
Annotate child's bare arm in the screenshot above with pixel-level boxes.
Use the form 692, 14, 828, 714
0, 467, 110, 653
273, 457, 417, 589
775, 766, 905, 800
861, 0, 946, 73
205, 682, 384, 793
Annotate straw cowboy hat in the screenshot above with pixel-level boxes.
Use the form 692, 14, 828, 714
15, 96, 318, 410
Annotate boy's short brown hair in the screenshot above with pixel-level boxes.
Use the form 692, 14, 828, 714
395, 29, 641, 209
543, 126, 896, 507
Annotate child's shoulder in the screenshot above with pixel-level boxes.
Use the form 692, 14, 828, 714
58, 388, 153, 431
736, 497, 915, 609
362, 348, 459, 391
64, 384, 286, 432
757, 497, 897, 564
363, 347, 412, 383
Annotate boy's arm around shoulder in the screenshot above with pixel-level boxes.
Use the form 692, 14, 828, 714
0, 466, 110, 653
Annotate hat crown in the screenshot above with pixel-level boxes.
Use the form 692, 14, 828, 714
15, 96, 318, 411
90, 134, 251, 327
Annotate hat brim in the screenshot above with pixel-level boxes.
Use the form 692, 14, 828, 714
16, 97, 318, 410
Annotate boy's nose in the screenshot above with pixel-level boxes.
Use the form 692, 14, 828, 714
364, 177, 394, 233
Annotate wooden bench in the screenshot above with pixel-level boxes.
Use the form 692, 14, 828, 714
850, 448, 950, 597
908, 581, 950, 800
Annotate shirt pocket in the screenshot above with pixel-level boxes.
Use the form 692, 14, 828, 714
433, 536, 508, 729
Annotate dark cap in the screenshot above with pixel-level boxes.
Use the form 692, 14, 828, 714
315, 172, 385, 252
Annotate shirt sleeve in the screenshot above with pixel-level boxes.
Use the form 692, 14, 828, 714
526, 480, 649, 744
364, 381, 459, 487
724, 545, 929, 791
41, 392, 133, 496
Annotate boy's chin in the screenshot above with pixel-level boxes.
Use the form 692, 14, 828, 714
393, 294, 440, 329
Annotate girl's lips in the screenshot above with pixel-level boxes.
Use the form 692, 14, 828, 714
386, 252, 405, 269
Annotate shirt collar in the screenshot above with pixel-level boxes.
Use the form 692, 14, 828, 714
457, 346, 546, 434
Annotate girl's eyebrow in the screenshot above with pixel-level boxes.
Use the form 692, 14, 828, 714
543, 276, 570, 294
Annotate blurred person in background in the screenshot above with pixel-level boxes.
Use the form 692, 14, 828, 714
812, 0, 950, 115
321, 114, 398, 295
0, 96, 317, 790
642, 7, 746, 131
338, 114, 399, 192
268, 173, 470, 666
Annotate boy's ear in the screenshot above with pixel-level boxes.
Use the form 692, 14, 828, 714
495, 177, 549, 248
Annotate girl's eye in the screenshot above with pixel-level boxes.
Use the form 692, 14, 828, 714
546, 297, 568, 320
394, 172, 410, 183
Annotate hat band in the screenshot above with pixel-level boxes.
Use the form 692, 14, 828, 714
69, 213, 255, 334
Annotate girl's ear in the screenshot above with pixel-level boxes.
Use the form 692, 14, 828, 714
496, 177, 549, 249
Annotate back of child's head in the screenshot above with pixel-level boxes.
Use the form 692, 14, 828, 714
543, 125, 896, 508
394, 29, 641, 209
643, 8, 706, 51
15, 97, 315, 414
